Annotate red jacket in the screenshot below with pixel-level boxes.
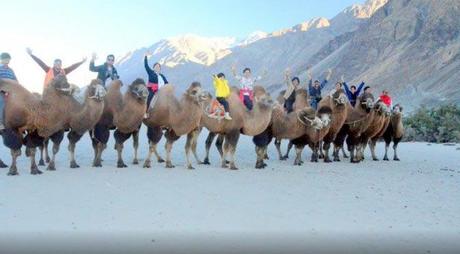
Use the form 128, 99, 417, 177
380, 94, 392, 107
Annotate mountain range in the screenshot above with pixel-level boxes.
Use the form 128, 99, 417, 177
116, 0, 460, 111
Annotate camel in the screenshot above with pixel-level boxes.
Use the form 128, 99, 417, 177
355, 100, 389, 161
91, 79, 148, 168
333, 92, 375, 163
383, 104, 404, 161
252, 89, 326, 168
142, 82, 208, 169
201, 86, 273, 170
0, 75, 75, 175
368, 108, 391, 161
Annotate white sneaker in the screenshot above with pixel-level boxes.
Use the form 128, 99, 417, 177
224, 112, 232, 120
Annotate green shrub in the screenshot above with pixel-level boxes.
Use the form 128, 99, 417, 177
404, 104, 460, 143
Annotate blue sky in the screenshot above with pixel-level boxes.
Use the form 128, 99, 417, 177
2, 0, 363, 91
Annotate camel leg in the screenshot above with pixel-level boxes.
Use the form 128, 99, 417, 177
91, 124, 110, 167
383, 140, 390, 161
226, 131, 240, 170
203, 132, 217, 165
369, 139, 379, 161
7, 149, 21, 176
0, 158, 7, 168
39, 139, 50, 165
323, 141, 332, 163
310, 143, 320, 163
114, 130, 132, 168
393, 138, 401, 161
68, 131, 83, 168
283, 141, 294, 160
92, 142, 103, 167
293, 145, 304, 166
275, 138, 285, 160
185, 132, 195, 170
47, 131, 64, 171
143, 141, 156, 168
132, 130, 140, 165
38, 142, 46, 166
164, 130, 180, 169
146, 126, 165, 163
255, 145, 266, 169
318, 141, 325, 159
190, 129, 203, 164
342, 147, 349, 158
28, 147, 42, 175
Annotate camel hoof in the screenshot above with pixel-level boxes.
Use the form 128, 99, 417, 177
225, 160, 230, 164
70, 161, 80, 168
229, 166, 239, 170
351, 159, 360, 164
333, 157, 340, 162
373, 158, 379, 161
264, 155, 269, 160
7, 168, 19, 176
343, 155, 349, 159
132, 159, 139, 165
46, 156, 51, 163
143, 160, 151, 168
394, 157, 400, 161
93, 160, 103, 167
187, 165, 195, 170
117, 161, 128, 168
255, 161, 265, 169
165, 161, 175, 168
318, 154, 325, 159
221, 163, 228, 169
201, 158, 210, 165
38, 159, 46, 166
383, 157, 389, 161
324, 158, 332, 163
157, 158, 165, 163
31, 168, 43, 175
0, 160, 8, 168
46, 162, 56, 171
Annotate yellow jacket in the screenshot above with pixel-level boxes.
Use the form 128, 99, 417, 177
213, 76, 231, 98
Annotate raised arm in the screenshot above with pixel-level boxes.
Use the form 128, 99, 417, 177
321, 68, 332, 89
342, 82, 351, 95
356, 81, 365, 94
144, 51, 154, 76
64, 57, 87, 74
26, 48, 50, 72
89, 53, 102, 72
284, 68, 291, 87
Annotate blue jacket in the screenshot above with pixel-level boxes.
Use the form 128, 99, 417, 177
0, 64, 17, 81
343, 81, 365, 106
308, 79, 328, 99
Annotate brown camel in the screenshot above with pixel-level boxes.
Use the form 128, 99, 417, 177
368, 108, 391, 161
201, 85, 273, 170
333, 92, 375, 163
355, 100, 389, 161
252, 88, 326, 168
91, 79, 148, 168
383, 104, 404, 161
142, 82, 208, 169
0, 75, 75, 175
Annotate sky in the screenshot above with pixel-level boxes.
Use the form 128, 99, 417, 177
2, 0, 363, 92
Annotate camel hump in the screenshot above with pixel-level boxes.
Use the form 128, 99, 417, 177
159, 84, 175, 95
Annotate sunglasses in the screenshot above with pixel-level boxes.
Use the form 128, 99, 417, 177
107, 58, 115, 62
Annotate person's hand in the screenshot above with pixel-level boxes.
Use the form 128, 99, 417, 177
91, 53, 97, 61
82, 57, 88, 63
144, 51, 152, 57
284, 68, 291, 78
26, 48, 32, 55
340, 75, 344, 82
327, 68, 332, 75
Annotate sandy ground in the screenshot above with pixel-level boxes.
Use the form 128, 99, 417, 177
1, 127, 459, 253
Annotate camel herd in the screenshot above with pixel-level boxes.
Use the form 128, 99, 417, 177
0, 76, 404, 176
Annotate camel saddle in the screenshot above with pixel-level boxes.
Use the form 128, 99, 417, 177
206, 99, 225, 120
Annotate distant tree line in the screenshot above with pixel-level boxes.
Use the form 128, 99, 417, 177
404, 104, 460, 143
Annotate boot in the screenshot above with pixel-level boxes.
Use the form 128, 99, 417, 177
224, 112, 232, 120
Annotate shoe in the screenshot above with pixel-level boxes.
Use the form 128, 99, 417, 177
224, 112, 232, 120
143, 113, 149, 119
0, 122, 5, 132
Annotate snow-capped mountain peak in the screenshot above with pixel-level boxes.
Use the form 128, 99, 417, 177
238, 31, 269, 46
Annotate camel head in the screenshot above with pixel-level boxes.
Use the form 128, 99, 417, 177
392, 104, 403, 116
359, 93, 375, 113
128, 78, 149, 102
47, 74, 72, 94
298, 107, 324, 130
253, 86, 274, 108
185, 82, 208, 103
373, 100, 388, 116
331, 89, 348, 107
87, 79, 107, 101
317, 105, 333, 128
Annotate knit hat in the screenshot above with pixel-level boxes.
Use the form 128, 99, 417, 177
0, 52, 11, 60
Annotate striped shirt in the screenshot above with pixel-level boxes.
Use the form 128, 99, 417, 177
0, 64, 17, 81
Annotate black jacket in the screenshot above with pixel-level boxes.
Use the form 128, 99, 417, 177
144, 56, 168, 84
89, 61, 119, 84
